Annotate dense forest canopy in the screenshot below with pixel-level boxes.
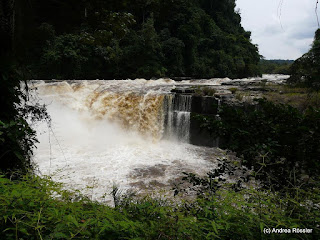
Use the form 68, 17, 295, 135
6, 0, 261, 79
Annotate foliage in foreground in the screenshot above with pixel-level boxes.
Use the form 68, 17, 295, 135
0, 174, 319, 239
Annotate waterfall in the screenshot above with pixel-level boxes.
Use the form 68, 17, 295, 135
34, 80, 193, 143
213, 98, 221, 147
163, 95, 174, 139
29, 77, 284, 201
164, 94, 192, 143
215, 98, 221, 121
32, 80, 218, 201
175, 111, 191, 142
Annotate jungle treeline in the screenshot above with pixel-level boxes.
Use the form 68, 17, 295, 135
11, 0, 261, 79
259, 59, 293, 75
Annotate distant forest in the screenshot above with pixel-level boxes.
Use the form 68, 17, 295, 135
259, 59, 294, 75
3, 0, 262, 79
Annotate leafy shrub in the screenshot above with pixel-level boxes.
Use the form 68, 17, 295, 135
229, 87, 238, 94
194, 86, 216, 96
1, 174, 319, 239
0, 68, 48, 174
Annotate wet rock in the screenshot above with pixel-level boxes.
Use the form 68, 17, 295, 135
171, 88, 195, 94
171, 77, 192, 81
130, 164, 168, 179
217, 93, 233, 101
191, 96, 218, 114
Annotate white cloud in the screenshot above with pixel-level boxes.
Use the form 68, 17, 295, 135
236, 0, 320, 59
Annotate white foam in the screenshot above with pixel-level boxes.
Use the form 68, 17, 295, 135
31, 75, 286, 202
32, 81, 218, 202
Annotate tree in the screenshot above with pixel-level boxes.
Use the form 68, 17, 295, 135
0, 0, 47, 174
289, 29, 320, 89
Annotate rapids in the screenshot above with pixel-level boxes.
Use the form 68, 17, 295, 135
30, 75, 288, 202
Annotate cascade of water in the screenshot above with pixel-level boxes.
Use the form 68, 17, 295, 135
213, 98, 221, 147
36, 81, 194, 143
215, 98, 221, 121
175, 111, 191, 142
163, 95, 174, 139
174, 94, 192, 112
32, 80, 220, 202
163, 94, 192, 143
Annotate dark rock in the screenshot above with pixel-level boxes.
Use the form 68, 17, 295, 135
191, 96, 218, 114
171, 88, 195, 94
171, 77, 192, 81
189, 113, 221, 147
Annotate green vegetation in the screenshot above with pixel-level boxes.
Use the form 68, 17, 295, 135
195, 99, 320, 191
234, 91, 251, 101
0, 174, 319, 239
10, 0, 260, 79
194, 86, 216, 96
289, 29, 320, 89
0, 70, 49, 174
0, 13, 48, 174
263, 85, 320, 110
228, 87, 238, 94
259, 59, 293, 74
1, 1, 320, 239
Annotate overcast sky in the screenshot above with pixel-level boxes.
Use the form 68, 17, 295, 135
236, 0, 320, 60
